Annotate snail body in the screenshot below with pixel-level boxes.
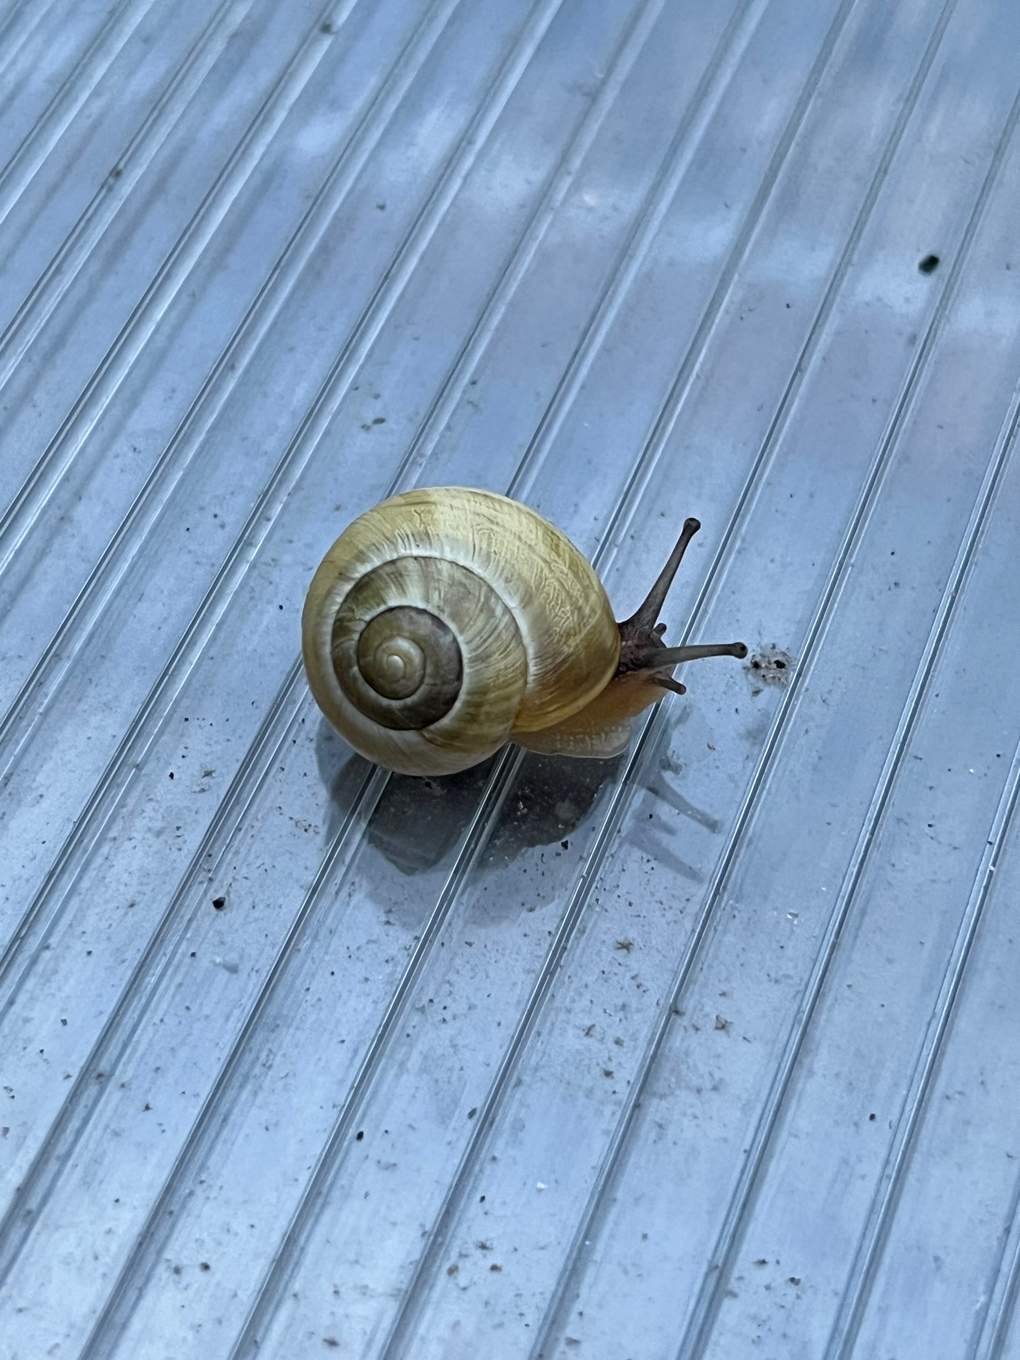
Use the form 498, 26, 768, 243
302, 486, 746, 776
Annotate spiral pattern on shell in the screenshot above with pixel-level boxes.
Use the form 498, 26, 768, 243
301, 487, 621, 776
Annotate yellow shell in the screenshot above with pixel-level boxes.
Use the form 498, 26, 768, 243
302, 487, 621, 776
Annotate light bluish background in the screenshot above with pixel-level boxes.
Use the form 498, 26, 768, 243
1, 0, 1018, 1356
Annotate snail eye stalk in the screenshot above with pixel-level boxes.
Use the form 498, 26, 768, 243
618, 516, 701, 638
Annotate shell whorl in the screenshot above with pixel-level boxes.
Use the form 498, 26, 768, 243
302, 487, 621, 776
332, 571, 464, 730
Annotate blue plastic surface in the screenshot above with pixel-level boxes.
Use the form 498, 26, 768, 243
2, 1, 1019, 1356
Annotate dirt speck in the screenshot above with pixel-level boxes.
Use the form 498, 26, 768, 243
747, 646, 794, 694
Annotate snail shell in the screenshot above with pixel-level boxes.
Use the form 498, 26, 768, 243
302, 487, 620, 776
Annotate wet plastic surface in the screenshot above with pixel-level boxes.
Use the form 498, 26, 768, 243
2, 0, 1020, 1356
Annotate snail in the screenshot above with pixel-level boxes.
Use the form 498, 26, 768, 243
302, 486, 747, 777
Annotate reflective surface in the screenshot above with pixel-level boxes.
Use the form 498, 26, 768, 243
2, 0, 1020, 1356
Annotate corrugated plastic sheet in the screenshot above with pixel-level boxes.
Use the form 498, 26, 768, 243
2, 0, 1020, 1356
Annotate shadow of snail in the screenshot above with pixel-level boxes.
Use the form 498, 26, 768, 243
315, 722, 626, 876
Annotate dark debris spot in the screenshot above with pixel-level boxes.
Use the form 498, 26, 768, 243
212, 896, 226, 911
918, 253, 940, 274
356, 1130, 364, 1141
746, 646, 794, 692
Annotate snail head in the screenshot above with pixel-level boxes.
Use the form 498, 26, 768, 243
615, 517, 747, 697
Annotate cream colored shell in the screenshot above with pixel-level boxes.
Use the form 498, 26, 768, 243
301, 487, 620, 776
